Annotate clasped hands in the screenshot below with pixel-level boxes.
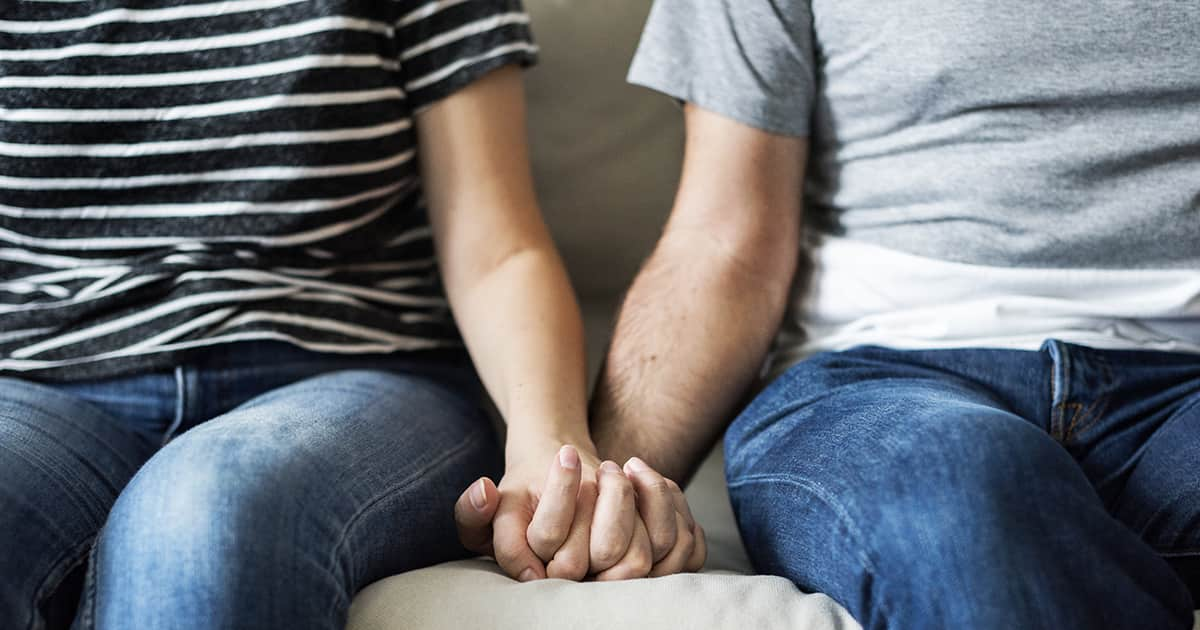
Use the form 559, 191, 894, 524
455, 441, 706, 581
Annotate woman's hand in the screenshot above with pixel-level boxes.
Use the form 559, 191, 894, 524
455, 442, 706, 581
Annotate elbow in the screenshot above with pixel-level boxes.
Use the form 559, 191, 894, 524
441, 241, 569, 303
658, 214, 801, 308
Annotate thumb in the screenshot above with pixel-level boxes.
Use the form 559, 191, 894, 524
455, 477, 499, 555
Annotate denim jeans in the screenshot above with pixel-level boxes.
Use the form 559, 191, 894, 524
0, 342, 501, 630
725, 340, 1199, 630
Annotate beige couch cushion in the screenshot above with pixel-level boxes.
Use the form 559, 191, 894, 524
347, 561, 855, 630
524, 0, 679, 299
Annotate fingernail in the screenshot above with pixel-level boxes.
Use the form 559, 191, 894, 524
558, 445, 580, 470
601, 460, 622, 474
624, 456, 650, 473
518, 568, 538, 582
470, 479, 487, 511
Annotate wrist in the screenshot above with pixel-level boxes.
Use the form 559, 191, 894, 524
504, 426, 598, 469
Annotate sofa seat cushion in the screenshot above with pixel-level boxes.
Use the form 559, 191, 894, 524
346, 560, 858, 630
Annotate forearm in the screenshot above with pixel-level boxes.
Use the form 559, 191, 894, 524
450, 242, 594, 464
416, 66, 594, 466
590, 228, 797, 483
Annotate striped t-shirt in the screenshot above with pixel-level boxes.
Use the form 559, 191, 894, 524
0, 0, 537, 380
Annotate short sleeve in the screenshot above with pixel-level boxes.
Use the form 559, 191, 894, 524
396, 0, 538, 110
627, 0, 816, 137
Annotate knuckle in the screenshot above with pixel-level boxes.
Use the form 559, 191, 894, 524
493, 541, 524, 567
677, 530, 695, 556
551, 552, 588, 580
528, 522, 567, 548
644, 478, 671, 495
494, 549, 517, 566
591, 537, 625, 565
653, 520, 678, 540
650, 530, 677, 558
627, 552, 653, 577
608, 480, 634, 502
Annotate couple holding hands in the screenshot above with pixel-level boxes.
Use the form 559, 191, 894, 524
3, 1, 1200, 629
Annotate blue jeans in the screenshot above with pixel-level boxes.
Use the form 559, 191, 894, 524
725, 340, 1199, 630
0, 342, 501, 630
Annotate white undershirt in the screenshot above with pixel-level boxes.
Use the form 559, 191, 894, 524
768, 237, 1200, 378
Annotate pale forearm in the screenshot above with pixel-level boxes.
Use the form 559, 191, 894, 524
450, 244, 594, 463
590, 229, 797, 483
416, 66, 594, 465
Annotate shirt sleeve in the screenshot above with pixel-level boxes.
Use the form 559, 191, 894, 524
395, 0, 538, 110
627, 0, 816, 137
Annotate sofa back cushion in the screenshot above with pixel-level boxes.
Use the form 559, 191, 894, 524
523, 0, 682, 299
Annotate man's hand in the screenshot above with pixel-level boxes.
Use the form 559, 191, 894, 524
454, 443, 705, 581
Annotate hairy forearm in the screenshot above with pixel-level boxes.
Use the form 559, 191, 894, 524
450, 243, 594, 464
590, 228, 797, 483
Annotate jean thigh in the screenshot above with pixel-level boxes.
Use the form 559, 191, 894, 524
1110, 388, 1200, 602
221, 368, 503, 586
80, 368, 501, 630
723, 350, 1193, 630
0, 378, 155, 630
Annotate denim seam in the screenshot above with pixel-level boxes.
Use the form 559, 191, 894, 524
1049, 342, 1072, 441
75, 539, 100, 630
1063, 397, 1107, 444
161, 366, 186, 446
1062, 401, 1084, 441
1045, 370, 1057, 433
1065, 355, 1116, 442
322, 426, 488, 611
24, 536, 94, 630
727, 473, 897, 626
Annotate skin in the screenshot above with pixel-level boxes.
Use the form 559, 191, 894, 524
589, 104, 810, 485
419, 65, 704, 581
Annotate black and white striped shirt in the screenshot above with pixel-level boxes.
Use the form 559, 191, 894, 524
0, 0, 537, 379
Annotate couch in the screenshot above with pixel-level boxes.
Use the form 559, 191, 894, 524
345, 2, 1199, 629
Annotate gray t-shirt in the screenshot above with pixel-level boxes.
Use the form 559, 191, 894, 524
628, 0, 1200, 271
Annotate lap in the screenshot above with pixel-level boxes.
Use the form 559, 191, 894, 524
724, 348, 1194, 628
725, 348, 1069, 492
108, 368, 500, 570
725, 350, 1080, 565
84, 368, 501, 629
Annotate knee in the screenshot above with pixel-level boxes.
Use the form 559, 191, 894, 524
89, 429, 350, 627
101, 427, 321, 569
